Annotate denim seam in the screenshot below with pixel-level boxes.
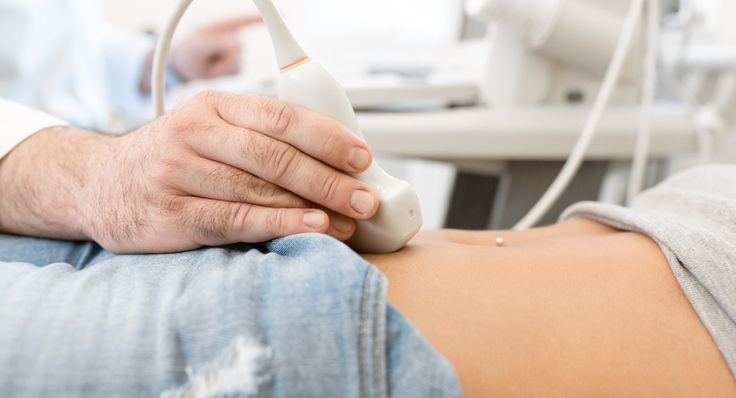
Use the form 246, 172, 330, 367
359, 268, 372, 398
373, 268, 386, 398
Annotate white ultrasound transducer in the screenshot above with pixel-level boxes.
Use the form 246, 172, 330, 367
152, 0, 423, 254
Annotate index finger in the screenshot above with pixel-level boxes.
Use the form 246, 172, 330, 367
208, 92, 374, 174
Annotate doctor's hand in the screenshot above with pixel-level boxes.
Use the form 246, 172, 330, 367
0, 92, 379, 254
172, 16, 261, 82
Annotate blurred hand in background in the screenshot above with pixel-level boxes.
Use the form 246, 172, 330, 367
173, 16, 261, 80
140, 16, 261, 93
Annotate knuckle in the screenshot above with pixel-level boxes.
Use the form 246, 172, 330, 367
148, 164, 168, 185
324, 127, 343, 146
230, 174, 253, 201
263, 209, 288, 236
205, 166, 240, 199
322, 128, 343, 156
194, 89, 221, 106
228, 204, 253, 233
159, 194, 186, 216
288, 195, 312, 209
268, 143, 300, 182
228, 171, 278, 204
161, 110, 197, 139
249, 177, 279, 201
152, 156, 181, 181
191, 203, 230, 242
236, 131, 257, 160
261, 99, 295, 137
318, 173, 342, 204
218, 167, 246, 197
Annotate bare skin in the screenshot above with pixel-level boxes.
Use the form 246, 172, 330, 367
365, 219, 736, 397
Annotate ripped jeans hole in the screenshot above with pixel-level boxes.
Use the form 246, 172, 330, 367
161, 337, 273, 398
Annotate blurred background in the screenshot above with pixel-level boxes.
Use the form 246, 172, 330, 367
100, 0, 736, 230
103, 0, 466, 229
102, 0, 464, 86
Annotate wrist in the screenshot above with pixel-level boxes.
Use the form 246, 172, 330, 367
39, 126, 116, 241
74, 129, 119, 242
0, 125, 115, 241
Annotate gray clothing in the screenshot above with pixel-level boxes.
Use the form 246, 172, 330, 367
562, 164, 736, 377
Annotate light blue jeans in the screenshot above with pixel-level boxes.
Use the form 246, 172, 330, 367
0, 233, 461, 397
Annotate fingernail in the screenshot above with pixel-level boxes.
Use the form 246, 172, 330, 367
351, 190, 375, 216
303, 211, 327, 229
348, 147, 371, 171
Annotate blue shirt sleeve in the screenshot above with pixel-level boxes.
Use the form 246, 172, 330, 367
101, 25, 155, 124
101, 25, 183, 126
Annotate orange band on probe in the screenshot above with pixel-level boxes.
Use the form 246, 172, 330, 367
279, 55, 310, 72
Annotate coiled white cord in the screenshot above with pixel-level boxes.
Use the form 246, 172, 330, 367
514, 0, 646, 229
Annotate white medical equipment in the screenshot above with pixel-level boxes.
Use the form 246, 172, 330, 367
152, 0, 423, 254
465, 0, 661, 228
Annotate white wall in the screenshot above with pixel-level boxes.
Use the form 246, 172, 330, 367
101, 0, 461, 43
102, 0, 260, 33
101, 0, 462, 80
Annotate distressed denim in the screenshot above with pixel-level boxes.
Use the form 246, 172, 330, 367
0, 233, 461, 397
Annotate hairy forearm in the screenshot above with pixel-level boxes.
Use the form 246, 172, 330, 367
0, 126, 112, 240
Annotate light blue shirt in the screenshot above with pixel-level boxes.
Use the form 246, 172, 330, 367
0, 0, 159, 157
